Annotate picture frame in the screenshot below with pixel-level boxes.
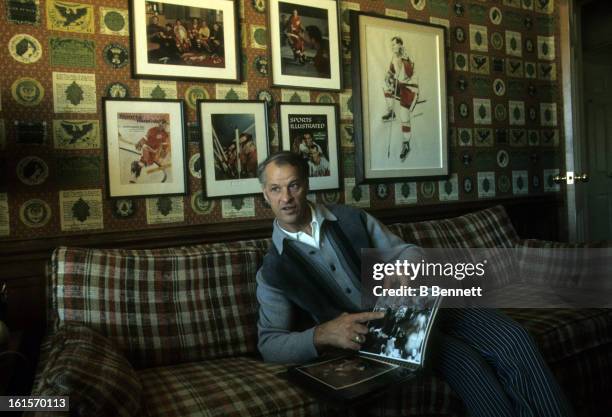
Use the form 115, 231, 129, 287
351, 13, 448, 182
197, 100, 269, 197
103, 98, 188, 198
279, 102, 340, 191
129, 0, 241, 82
268, 0, 342, 91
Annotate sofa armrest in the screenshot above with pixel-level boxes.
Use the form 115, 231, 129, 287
515, 239, 612, 288
28, 324, 141, 417
516, 238, 612, 249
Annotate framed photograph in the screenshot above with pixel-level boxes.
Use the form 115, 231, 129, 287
130, 0, 240, 82
268, 0, 342, 91
351, 13, 448, 182
279, 102, 340, 191
198, 100, 269, 197
103, 98, 187, 198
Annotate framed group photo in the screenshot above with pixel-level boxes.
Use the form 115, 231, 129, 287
130, 0, 240, 82
351, 13, 448, 182
279, 102, 340, 191
103, 98, 187, 198
268, 0, 342, 91
198, 100, 269, 197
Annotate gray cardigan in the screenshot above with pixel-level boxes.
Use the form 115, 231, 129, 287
256, 203, 421, 363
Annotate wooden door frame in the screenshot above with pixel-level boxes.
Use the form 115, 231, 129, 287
560, 0, 589, 241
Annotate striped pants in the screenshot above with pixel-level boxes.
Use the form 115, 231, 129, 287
432, 309, 575, 417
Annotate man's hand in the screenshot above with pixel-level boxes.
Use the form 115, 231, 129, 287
314, 311, 385, 351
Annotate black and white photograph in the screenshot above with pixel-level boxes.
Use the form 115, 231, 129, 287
279, 103, 340, 191
269, 0, 342, 90
198, 100, 269, 197
130, 0, 240, 82
361, 296, 440, 366
351, 14, 448, 181
294, 356, 397, 390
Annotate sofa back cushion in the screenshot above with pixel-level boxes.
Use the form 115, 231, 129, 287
387, 206, 520, 290
389, 205, 519, 248
49, 240, 269, 368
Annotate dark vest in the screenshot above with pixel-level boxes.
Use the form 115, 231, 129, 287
261, 205, 372, 324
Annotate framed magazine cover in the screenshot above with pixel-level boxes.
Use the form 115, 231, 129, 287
197, 100, 269, 197
351, 13, 448, 182
130, 0, 241, 82
279, 102, 340, 191
103, 98, 187, 198
268, 0, 342, 91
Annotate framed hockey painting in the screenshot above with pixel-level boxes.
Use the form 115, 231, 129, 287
351, 13, 448, 182
103, 98, 188, 198
130, 0, 241, 82
278, 102, 340, 191
197, 100, 269, 197
268, 0, 342, 91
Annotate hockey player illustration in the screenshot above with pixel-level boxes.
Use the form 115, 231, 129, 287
382, 36, 421, 161
118, 116, 172, 184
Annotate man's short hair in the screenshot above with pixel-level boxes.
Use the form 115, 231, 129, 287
257, 151, 308, 185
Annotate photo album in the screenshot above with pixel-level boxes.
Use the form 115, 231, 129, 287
289, 295, 442, 401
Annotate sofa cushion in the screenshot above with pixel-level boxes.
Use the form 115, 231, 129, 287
35, 323, 141, 417
137, 356, 462, 417
388, 206, 520, 290
137, 356, 320, 417
515, 238, 612, 289
391, 205, 519, 248
50, 243, 267, 368
504, 308, 612, 363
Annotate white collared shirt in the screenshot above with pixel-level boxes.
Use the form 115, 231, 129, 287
277, 203, 320, 249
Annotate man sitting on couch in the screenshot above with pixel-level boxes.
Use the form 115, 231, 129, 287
256, 151, 575, 417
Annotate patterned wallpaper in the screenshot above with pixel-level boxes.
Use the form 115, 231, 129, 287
0, 0, 563, 240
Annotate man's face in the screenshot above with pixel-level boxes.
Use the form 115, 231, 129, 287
310, 148, 321, 164
391, 39, 401, 54
304, 134, 313, 145
262, 162, 309, 232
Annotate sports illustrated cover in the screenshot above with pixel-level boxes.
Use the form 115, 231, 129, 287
117, 112, 173, 185
364, 24, 444, 171
278, 1, 331, 79
211, 113, 258, 180
145, 1, 226, 68
288, 114, 331, 178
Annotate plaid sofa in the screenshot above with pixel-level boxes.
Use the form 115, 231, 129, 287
28, 205, 612, 417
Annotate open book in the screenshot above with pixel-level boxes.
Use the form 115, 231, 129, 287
289, 295, 442, 402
